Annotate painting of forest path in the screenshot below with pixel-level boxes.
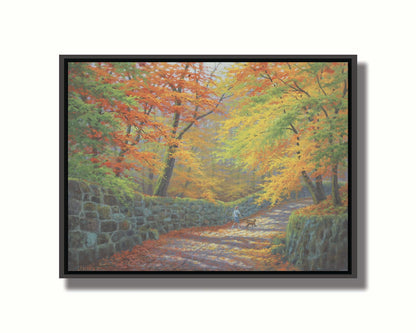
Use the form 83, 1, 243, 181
65, 58, 351, 274
80, 199, 312, 271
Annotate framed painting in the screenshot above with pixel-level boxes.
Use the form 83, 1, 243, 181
60, 55, 357, 278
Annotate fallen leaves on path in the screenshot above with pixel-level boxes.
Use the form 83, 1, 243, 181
80, 199, 312, 272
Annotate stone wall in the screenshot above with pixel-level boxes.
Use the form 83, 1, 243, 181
67, 180, 269, 270
285, 213, 348, 271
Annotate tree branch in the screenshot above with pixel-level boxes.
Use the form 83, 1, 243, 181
205, 63, 220, 88
176, 91, 229, 140
343, 79, 347, 98
316, 75, 327, 96
293, 81, 311, 97
320, 106, 329, 119
289, 123, 298, 134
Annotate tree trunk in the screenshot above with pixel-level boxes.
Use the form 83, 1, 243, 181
315, 175, 327, 202
153, 145, 177, 196
302, 171, 327, 205
302, 171, 319, 204
331, 163, 342, 206
153, 111, 181, 197
115, 124, 132, 177
288, 122, 325, 205
146, 171, 154, 195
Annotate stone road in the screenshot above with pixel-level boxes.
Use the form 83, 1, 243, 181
83, 198, 313, 271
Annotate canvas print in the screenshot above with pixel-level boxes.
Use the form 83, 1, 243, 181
62, 56, 354, 276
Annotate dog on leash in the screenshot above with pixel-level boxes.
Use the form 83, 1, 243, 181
245, 218, 257, 229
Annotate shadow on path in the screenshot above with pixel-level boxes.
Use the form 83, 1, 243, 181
83, 198, 313, 272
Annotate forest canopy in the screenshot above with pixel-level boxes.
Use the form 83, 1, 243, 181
68, 61, 348, 206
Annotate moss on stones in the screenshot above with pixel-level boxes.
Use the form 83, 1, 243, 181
80, 218, 99, 232
97, 205, 111, 219
120, 220, 130, 230
69, 231, 86, 249
101, 221, 117, 232
68, 216, 80, 230
104, 195, 118, 206
271, 244, 286, 255
68, 199, 82, 216
97, 233, 110, 245
67, 179, 277, 270
68, 180, 82, 200
286, 213, 348, 271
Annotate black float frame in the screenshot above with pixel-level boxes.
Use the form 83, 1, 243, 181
60, 55, 357, 278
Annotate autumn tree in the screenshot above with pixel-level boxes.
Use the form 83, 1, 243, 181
68, 61, 347, 205
69, 61, 233, 198
217, 62, 348, 206
68, 62, 169, 195
167, 112, 261, 202
150, 62, 229, 197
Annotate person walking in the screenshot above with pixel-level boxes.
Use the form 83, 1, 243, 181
232, 206, 242, 229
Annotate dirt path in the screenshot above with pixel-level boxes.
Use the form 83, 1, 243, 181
83, 198, 313, 271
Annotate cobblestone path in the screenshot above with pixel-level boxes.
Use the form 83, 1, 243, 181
83, 198, 313, 271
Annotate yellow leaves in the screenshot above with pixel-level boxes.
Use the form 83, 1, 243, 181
214, 61, 349, 204
257, 164, 304, 206
167, 136, 221, 200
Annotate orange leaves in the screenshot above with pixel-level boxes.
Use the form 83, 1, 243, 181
323, 66, 335, 74
86, 127, 103, 140
295, 184, 348, 216
69, 60, 348, 205
100, 150, 161, 175
80, 199, 306, 272
218, 61, 349, 206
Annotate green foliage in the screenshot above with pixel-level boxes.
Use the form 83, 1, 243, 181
271, 237, 286, 246
138, 225, 160, 240
68, 62, 154, 201
270, 234, 286, 256
216, 62, 349, 205
271, 243, 286, 255
69, 174, 141, 205
67, 61, 348, 205
150, 229, 159, 240
285, 212, 348, 270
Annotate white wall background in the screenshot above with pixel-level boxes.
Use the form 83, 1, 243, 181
1, 1, 415, 332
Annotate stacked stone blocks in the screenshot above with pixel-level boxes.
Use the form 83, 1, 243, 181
67, 180, 268, 270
